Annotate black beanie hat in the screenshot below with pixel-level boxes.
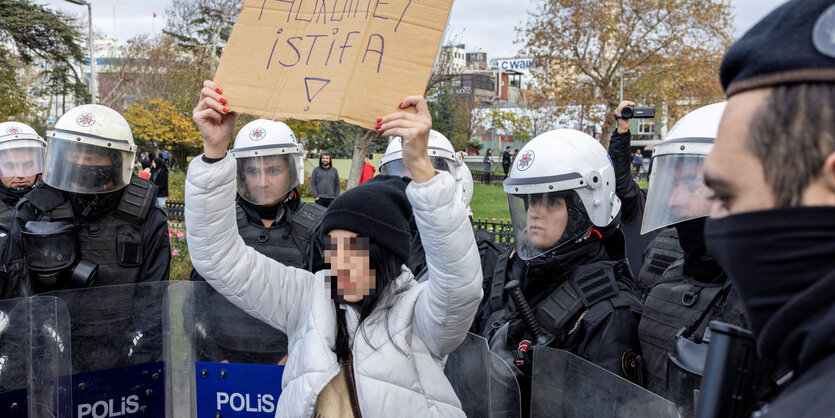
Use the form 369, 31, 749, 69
720, 0, 835, 97
320, 175, 412, 262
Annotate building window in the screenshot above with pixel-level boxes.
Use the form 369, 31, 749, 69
637, 119, 655, 136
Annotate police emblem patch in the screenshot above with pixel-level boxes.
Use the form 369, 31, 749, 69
290, 133, 296, 143
517, 150, 535, 171
813, 4, 835, 58
76, 113, 95, 127
6, 125, 20, 135
249, 127, 266, 141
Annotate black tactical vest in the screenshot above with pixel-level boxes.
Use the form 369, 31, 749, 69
41, 177, 156, 288
0, 200, 13, 230
484, 250, 629, 356
638, 258, 734, 397
235, 201, 325, 269
637, 228, 684, 299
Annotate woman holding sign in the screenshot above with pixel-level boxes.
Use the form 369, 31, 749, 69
187, 80, 482, 417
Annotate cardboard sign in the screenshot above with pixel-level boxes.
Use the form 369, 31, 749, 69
215, 0, 454, 130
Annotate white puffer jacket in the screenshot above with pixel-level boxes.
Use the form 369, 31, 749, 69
185, 155, 482, 418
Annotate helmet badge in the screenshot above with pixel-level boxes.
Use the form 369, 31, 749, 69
6, 125, 20, 135
290, 133, 296, 143
517, 150, 535, 171
76, 113, 96, 127
249, 127, 266, 141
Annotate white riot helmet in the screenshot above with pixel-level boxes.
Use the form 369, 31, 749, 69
504, 129, 621, 260
0, 122, 46, 192
44, 104, 136, 194
640, 102, 725, 235
379, 130, 473, 209
230, 119, 302, 207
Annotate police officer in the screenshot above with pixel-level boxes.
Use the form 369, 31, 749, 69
635, 103, 750, 416
190, 119, 325, 364
477, 130, 643, 403
0, 121, 46, 298
5, 104, 170, 293
700, 0, 835, 415
378, 129, 480, 278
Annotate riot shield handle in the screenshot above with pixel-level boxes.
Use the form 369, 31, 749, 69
505, 280, 553, 347
696, 321, 759, 418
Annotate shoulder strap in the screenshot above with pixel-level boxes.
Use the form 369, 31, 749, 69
290, 201, 326, 242
489, 249, 513, 312
235, 204, 248, 229
570, 261, 621, 307
638, 228, 684, 294
45, 200, 74, 222
116, 176, 157, 224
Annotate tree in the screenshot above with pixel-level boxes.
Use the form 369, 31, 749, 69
0, 0, 87, 121
123, 99, 204, 169
519, 0, 734, 147
164, 0, 241, 67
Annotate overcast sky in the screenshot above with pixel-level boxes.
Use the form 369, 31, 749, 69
40, 0, 791, 60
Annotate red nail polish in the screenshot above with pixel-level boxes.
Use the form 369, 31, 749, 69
219, 97, 227, 105
223, 107, 229, 113
376, 118, 382, 124
398, 102, 403, 109
375, 125, 381, 130
215, 88, 222, 94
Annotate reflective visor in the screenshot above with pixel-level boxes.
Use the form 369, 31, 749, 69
236, 154, 300, 206
641, 153, 712, 234
43, 138, 132, 194
507, 190, 592, 260
0, 140, 44, 178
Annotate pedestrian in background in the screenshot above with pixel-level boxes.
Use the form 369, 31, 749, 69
151, 157, 168, 207
311, 151, 340, 208
483, 148, 494, 184
360, 153, 375, 184
502, 146, 512, 176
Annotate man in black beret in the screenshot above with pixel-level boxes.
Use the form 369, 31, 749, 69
702, 0, 835, 415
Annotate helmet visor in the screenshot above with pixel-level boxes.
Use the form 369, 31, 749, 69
641, 153, 712, 234
43, 137, 132, 194
379, 156, 452, 178
0, 140, 45, 178
508, 190, 593, 260
236, 154, 300, 206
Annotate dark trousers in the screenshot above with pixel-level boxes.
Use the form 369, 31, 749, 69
503, 164, 510, 176
315, 197, 334, 208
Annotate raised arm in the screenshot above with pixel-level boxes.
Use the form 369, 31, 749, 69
378, 96, 482, 358
187, 80, 315, 336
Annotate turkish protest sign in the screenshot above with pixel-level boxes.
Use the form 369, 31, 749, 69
215, 0, 454, 130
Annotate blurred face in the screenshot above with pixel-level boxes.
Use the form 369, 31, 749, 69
151, 160, 157, 169
0, 148, 39, 189
243, 156, 291, 206
325, 230, 375, 302
321, 155, 331, 166
526, 193, 569, 249
667, 160, 713, 218
67, 149, 112, 166
704, 89, 775, 218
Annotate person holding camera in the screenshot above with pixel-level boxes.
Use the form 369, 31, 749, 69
607, 101, 682, 282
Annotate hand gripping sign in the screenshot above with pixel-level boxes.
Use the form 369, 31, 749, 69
214, 0, 454, 130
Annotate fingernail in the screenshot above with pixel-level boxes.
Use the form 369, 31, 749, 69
376, 118, 382, 124
398, 102, 403, 109
223, 107, 229, 113
375, 125, 381, 130
215, 88, 222, 94
219, 97, 227, 105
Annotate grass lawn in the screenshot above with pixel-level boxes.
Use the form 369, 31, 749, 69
470, 183, 511, 222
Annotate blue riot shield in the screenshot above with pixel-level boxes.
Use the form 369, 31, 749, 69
0, 295, 72, 417
444, 332, 522, 417
166, 281, 285, 418
42, 281, 170, 418
530, 346, 680, 417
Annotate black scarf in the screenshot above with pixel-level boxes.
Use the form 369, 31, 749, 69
705, 206, 835, 372
675, 218, 725, 283
518, 237, 609, 302
69, 189, 124, 220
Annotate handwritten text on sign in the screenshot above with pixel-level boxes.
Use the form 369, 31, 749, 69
215, 0, 453, 130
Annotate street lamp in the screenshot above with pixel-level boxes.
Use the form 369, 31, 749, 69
65, 0, 96, 104
619, 70, 635, 103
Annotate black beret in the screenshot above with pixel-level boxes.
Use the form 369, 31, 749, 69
320, 175, 412, 262
720, 0, 835, 97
